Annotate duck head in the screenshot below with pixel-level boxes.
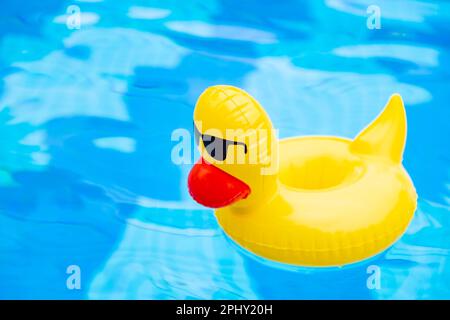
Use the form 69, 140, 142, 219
188, 85, 278, 209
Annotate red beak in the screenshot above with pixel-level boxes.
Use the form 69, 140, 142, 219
188, 158, 251, 208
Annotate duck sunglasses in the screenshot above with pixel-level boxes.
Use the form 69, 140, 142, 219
194, 123, 248, 161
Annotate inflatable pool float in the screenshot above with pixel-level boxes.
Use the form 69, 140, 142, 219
188, 85, 417, 267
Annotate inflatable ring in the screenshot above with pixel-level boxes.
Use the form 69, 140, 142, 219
188, 85, 417, 267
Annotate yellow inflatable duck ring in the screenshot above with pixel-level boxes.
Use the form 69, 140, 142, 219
188, 85, 417, 267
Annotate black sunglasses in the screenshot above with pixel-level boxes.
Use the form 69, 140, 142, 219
194, 123, 248, 161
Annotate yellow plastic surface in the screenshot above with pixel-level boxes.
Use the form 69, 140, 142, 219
193, 85, 417, 267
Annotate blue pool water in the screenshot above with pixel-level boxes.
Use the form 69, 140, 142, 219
0, 0, 449, 299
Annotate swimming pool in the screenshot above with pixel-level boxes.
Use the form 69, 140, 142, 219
0, 0, 449, 299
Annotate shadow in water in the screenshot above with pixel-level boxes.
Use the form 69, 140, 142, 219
229, 239, 374, 299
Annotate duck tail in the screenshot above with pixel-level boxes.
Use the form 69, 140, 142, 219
350, 94, 407, 163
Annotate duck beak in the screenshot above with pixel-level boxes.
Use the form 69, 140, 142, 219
188, 158, 251, 208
